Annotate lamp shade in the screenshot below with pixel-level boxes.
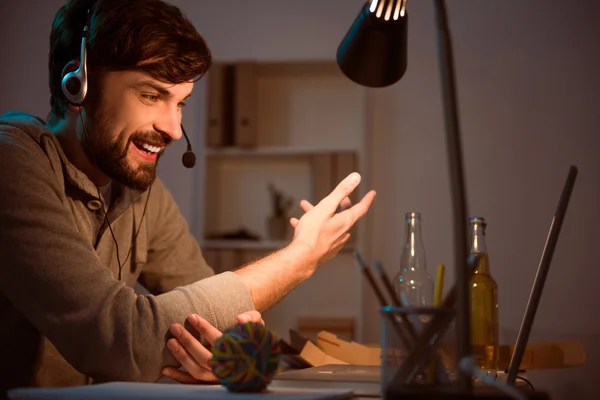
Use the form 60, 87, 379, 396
336, 1, 408, 88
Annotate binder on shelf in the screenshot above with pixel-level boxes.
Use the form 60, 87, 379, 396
206, 63, 234, 147
234, 62, 258, 147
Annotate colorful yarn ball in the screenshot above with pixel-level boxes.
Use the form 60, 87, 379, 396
209, 321, 281, 392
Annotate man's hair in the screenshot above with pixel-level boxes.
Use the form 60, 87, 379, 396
49, 0, 211, 118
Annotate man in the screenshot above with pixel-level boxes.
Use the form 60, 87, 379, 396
0, 0, 376, 392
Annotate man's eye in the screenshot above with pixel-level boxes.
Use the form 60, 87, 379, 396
178, 101, 187, 108
142, 94, 159, 102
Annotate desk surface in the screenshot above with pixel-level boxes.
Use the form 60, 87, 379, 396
7, 382, 358, 400
7, 366, 537, 400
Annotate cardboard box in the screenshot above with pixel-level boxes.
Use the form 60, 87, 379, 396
316, 331, 380, 366
498, 340, 586, 370
293, 330, 585, 370
299, 341, 348, 367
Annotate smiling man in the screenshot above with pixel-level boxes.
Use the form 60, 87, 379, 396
0, 0, 376, 393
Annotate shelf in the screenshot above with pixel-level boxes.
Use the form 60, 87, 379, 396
205, 147, 357, 158
199, 60, 366, 344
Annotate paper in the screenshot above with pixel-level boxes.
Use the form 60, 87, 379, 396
8, 382, 354, 400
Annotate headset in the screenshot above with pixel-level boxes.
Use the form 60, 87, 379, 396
60, 7, 196, 280
60, 8, 196, 168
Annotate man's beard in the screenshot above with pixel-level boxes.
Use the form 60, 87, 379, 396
82, 114, 169, 191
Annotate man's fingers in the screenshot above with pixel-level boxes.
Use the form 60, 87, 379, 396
334, 190, 376, 227
319, 172, 362, 214
292, 196, 349, 228
290, 200, 314, 228
187, 314, 222, 346
340, 232, 351, 245
162, 366, 217, 384
332, 232, 351, 249
168, 323, 214, 371
339, 196, 352, 212
300, 199, 314, 212
237, 310, 264, 325
165, 334, 214, 380
329, 240, 347, 258
290, 217, 299, 228
162, 367, 201, 384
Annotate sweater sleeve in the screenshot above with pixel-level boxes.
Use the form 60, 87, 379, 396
0, 128, 254, 383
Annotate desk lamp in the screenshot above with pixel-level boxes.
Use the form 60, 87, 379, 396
338, 0, 470, 390
337, 1, 548, 399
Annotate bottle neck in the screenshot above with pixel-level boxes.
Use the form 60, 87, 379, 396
403, 212, 425, 267
470, 218, 490, 274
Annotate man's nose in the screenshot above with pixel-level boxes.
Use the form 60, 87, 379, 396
154, 109, 182, 141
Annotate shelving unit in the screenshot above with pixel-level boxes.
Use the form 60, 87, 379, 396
198, 59, 368, 340
205, 146, 347, 157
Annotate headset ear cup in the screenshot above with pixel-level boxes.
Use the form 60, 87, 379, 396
61, 68, 88, 106
63, 73, 81, 100
62, 8, 91, 107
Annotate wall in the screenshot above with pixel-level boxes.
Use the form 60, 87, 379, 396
1, 1, 599, 398
364, 1, 600, 399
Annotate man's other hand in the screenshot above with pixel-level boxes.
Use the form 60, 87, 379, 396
161, 310, 264, 383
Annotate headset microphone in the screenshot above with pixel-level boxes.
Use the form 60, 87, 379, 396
180, 124, 196, 168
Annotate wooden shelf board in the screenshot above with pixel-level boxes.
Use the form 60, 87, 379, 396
205, 147, 356, 158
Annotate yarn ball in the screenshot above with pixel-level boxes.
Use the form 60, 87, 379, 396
209, 321, 281, 392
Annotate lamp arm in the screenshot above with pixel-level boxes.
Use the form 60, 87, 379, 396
432, 0, 472, 391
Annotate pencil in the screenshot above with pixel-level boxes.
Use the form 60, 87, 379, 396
434, 264, 445, 307
372, 260, 418, 338
426, 264, 446, 383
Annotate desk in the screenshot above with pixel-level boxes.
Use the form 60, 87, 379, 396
271, 365, 544, 400
272, 365, 380, 399
269, 380, 376, 400
6, 367, 539, 400
7, 382, 357, 400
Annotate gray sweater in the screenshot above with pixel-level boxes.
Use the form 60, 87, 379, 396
0, 111, 254, 390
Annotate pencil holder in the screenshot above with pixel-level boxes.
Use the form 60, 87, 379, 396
380, 306, 458, 398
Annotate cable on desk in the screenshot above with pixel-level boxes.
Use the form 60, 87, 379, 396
515, 375, 535, 392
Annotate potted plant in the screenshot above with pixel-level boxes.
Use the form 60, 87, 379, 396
267, 183, 293, 240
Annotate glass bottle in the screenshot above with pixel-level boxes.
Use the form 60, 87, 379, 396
469, 217, 499, 372
393, 212, 434, 306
